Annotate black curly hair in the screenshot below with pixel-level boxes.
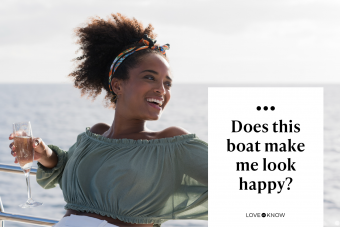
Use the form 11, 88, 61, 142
68, 13, 168, 108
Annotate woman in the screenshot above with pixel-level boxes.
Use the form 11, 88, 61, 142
9, 13, 208, 227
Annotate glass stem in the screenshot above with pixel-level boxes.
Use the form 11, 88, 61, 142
25, 172, 32, 201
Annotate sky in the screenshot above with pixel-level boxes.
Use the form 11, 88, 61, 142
0, 0, 339, 84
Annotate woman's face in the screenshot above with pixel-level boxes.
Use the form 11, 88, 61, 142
117, 53, 172, 121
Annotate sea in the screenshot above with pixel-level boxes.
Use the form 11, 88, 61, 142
0, 84, 339, 227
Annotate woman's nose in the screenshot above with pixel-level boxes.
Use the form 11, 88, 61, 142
154, 82, 166, 95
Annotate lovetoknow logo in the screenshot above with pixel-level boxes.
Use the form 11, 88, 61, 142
246, 213, 285, 218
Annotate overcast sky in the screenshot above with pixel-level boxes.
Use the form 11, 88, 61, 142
0, 0, 339, 84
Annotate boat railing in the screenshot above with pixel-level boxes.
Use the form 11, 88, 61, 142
0, 163, 59, 226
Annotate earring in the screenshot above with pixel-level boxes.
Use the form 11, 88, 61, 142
111, 94, 118, 103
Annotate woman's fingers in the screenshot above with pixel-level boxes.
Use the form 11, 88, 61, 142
10, 135, 46, 162
11, 150, 16, 157
32, 137, 47, 161
9, 142, 15, 150
33, 138, 41, 149
9, 139, 17, 162
9, 142, 16, 157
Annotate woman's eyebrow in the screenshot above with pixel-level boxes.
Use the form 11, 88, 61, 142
140, 69, 158, 74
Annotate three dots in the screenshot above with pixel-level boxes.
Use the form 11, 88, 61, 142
257, 106, 275, 111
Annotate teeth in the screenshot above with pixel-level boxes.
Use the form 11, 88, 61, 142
147, 98, 163, 106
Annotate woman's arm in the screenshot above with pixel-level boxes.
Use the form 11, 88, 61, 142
35, 132, 83, 189
34, 138, 58, 169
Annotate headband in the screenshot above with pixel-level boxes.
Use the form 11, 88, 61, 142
108, 34, 170, 99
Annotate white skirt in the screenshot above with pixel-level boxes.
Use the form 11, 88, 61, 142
53, 214, 119, 227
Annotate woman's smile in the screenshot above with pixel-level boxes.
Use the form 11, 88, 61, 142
146, 97, 164, 110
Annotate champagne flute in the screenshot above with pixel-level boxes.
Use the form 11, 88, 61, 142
13, 121, 43, 208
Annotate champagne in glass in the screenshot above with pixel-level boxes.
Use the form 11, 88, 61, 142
13, 121, 43, 208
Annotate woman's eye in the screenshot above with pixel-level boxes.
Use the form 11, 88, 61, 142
165, 82, 172, 88
145, 75, 154, 80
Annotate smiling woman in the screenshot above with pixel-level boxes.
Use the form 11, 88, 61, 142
111, 54, 171, 122
9, 13, 208, 227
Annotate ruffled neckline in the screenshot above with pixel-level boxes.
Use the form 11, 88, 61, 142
84, 127, 197, 146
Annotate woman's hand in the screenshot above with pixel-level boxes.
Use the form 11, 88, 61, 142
9, 132, 58, 168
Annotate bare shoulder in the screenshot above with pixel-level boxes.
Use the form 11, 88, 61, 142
90, 123, 110, 135
159, 126, 190, 138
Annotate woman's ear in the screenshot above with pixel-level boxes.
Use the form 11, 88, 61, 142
111, 78, 123, 95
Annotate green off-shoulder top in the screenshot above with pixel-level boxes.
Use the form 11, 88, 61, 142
36, 128, 208, 227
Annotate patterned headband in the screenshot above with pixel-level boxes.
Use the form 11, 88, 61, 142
108, 34, 170, 99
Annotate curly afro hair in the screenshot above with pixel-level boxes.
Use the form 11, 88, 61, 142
68, 13, 168, 109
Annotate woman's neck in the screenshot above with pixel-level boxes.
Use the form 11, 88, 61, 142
102, 112, 155, 140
